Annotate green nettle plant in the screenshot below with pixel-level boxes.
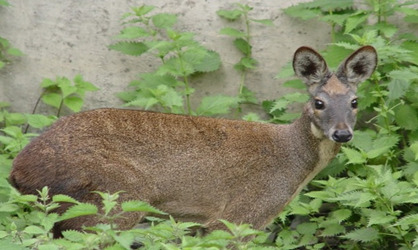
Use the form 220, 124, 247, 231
271, 0, 418, 249
217, 3, 273, 114
110, 5, 240, 116
0, 0, 23, 70
0, 1, 417, 249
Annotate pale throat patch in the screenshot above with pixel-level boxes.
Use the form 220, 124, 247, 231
311, 122, 324, 139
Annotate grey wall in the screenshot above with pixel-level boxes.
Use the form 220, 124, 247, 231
0, 0, 330, 115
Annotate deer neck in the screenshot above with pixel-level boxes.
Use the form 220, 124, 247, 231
283, 105, 341, 201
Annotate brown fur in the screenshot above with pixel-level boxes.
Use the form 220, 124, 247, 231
9, 46, 377, 237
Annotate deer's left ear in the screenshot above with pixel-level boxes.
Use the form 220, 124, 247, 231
336, 46, 377, 86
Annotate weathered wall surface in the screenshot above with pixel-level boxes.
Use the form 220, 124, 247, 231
0, 0, 330, 114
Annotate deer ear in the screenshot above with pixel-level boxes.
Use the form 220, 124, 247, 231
293, 46, 329, 86
337, 46, 377, 86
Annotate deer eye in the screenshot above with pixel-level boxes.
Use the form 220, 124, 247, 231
314, 99, 325, 110
351, 98, 358, 109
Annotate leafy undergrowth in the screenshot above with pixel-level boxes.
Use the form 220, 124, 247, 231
0, 0, 417, 249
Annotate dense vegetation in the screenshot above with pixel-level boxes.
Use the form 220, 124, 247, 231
0, 0, 417, 249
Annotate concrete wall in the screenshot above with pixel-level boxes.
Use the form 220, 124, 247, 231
0, 0, 330, 115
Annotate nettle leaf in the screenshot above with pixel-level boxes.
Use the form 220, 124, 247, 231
394, 213, 418, 228
62, 230, 84, 242
284, 6, 321, 20
235, 57, 258, 70
410, 142, 418, 161
42, 93, 62, 109
341, 147, 366, 164
74, 74, 99, 94
26, 114, 56, 129
331, 209, 352, 223
366, 210, 396, 226
6, 47, 23, 56
196, 95, 239, 116
395, 105, 418, 130
344, 12, 368, 34
220, 27, 246, 38
343, 227, 379, 242
109, 41, 149, 56
116, 26, 149, 39
250, 19, 274, 26
193, 50, 221, 73
52, 194, 80, 204
23, 225, 46, 235
234, 38, 251, 55
151, 13, 177, 29
216, 9, 243, 20
64, 96, 84, 112
131, 5, 155, 17
58, 203, 98, 221
122, 200, 167, 215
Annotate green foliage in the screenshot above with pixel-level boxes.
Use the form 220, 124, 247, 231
217, 3, 273, 112
273, 0, 418, 249
39, 75, 99, 116
0, 3, 23, 70
110, 5, 232, 116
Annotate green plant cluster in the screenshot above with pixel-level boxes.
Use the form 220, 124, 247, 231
0, 0, 417, 249
217, 3, 273, 113
109, 5, 239, 116
0, 1, 23, 70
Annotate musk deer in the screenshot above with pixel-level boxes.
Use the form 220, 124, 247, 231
10, 46, 377, 237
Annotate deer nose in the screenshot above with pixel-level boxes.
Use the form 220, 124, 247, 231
332, 130, 352, 143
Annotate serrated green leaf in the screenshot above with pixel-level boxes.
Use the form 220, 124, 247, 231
42, 93, 62, 109
40, 78, 57, 88
344, 12, 368, 34
193, 50, 221, 73
6, 48, 23, 56
196, 95, 239, 116
395, 105, 418, 130
131, 5, 155, 17
366, 210, 396, 226
216, 9, 243, 20
152, 13, 177, 29
343, 227, 379, 242
331, 209, 352, 223
63, 96, 83, 112
283, 79, 305, 89
296, 222, 317, 235
341, 147, 366, 164
116, 26, 149, 39
23, 225, 46, 235
233, 38, 251, 55
52, 194, 80, 204
284, 6, 321, 20
74, 74, 99, 94
0, 203, 19, 212
26, 114, 56, 129
235, 57, 257, 70
321, 223, 345, 237
109, 41, 149, 56
62, 230, 84, 242
251, 19, 274, 26
58, 203, 98, 221
220, 27, 246, 38
122, 200, 167, 215
410, 142, 418, 161
393, 213, 418, 227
